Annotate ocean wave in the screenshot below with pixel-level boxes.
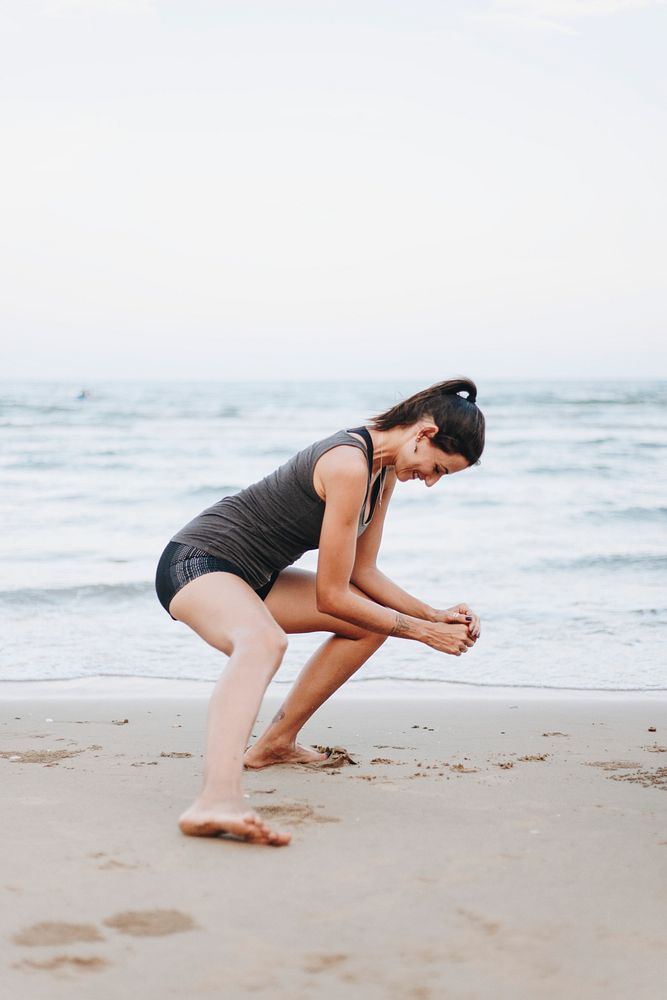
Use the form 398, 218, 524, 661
525, 465, 618, 477
483, 391, 666, 409
0, 581, 154, 606
535, 553, 667, 572
584, 506, 667, 522
5, 459, 65, 470
4, 671, 665, 693
321, 675, 667, 692
0, 403, 78, 416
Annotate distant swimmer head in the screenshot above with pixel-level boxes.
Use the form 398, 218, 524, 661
370, 378, 485, 477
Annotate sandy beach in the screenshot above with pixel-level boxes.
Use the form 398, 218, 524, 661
1, 684, 666, 1000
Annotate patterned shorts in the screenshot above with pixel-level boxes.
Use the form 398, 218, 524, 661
155, 541, 280, 620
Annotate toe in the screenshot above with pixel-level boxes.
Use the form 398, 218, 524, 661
242, 813, 274, 839
266, 828, 291, 846
244, 812, 291, 846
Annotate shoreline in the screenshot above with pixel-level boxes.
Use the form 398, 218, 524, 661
2, 674, 667, 702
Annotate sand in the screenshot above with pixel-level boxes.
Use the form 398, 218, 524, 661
1, 684, 666, 1000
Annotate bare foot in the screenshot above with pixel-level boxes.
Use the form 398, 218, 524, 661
178, 800, 291, 846
244, 741, 329, 769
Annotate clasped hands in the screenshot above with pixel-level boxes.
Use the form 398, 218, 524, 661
423, 602, 481, 656
433, 602, 480, 639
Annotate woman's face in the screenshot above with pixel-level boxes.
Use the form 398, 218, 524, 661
395, 432, 469, 487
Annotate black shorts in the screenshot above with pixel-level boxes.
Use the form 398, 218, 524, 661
155, 541, 280, 620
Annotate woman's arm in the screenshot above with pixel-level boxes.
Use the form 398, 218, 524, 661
352, 565, 437, 619
315, 451, 474, 655
350, 468, 480, 636
353, 567, 479, 635
349, 468, 436, 619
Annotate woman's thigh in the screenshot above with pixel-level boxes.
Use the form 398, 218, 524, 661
169, 571, 286, 655
264, 569, 372, 639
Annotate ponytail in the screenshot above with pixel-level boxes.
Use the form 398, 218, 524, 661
371, 377, 485, 465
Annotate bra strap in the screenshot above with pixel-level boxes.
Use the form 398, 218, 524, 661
345, 426, 373, 478
346, 426, 385, 525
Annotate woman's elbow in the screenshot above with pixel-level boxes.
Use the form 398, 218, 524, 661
350, 563, 376, 590
316, 588, 347, 616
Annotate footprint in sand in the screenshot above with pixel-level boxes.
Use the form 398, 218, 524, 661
374, 745, 413, 751
584, 760, 667, 789
609, 767, 667, 790
457, 907, 501, 936
303, 952, 348, 974
585, 761, 642, 771
353, 774, 393, 783
14, 955, 109, 973
103, 910, 196, 937
90, 854, 143, 871
13, 922, 103, 946
1, 749, 85, 765
259, 803, 339, 825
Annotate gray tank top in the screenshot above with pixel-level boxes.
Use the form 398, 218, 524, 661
171, 428, 387, 589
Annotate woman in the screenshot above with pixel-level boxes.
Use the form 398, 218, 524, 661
155, 377, 485, 846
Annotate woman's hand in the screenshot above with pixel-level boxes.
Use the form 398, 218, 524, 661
432, 603, 480, 639
419, 621, 477, 656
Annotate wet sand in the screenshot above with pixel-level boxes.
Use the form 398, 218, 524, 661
1, 687, 666, 999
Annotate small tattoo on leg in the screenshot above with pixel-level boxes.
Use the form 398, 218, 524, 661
271, 709, 286, 725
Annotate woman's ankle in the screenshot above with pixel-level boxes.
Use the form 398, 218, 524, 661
195, 786, 244, 809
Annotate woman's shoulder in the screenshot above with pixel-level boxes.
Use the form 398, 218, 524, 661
316, 442, 368, 477
296, 428, 367, 467
309, 430, 369, 502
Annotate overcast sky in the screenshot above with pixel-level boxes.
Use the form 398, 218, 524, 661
1, 0, 666, 381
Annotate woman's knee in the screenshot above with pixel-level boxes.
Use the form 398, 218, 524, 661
234, 624, 288, 665
345, 629, 387, 649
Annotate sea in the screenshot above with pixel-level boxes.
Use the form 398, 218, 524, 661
1, 379, 665, 692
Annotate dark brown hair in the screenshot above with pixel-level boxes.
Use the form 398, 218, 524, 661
371, 377, 485, 465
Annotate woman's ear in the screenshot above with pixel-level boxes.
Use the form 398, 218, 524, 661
419, 422, 439, 441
